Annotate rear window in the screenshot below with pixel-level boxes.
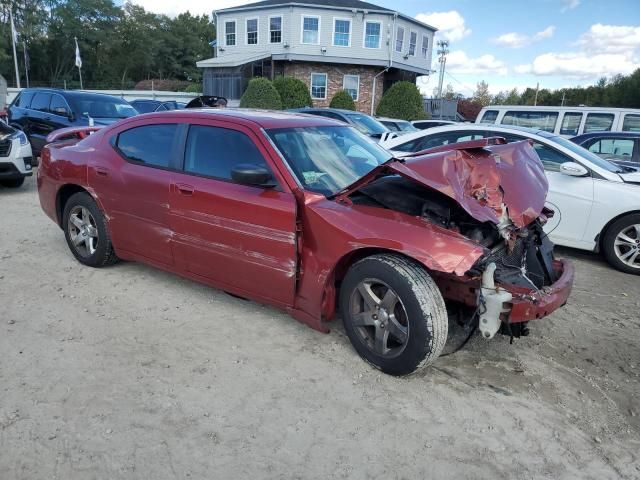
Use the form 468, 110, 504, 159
501, 111, 558, 132
116, 124, 178, 168
584, 113, 614, 133
479, 110, 498, 124
622, 114, 640, 132
560, 112, 583, 136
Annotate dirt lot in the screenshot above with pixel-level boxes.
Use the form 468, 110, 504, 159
1, 176, 639, 479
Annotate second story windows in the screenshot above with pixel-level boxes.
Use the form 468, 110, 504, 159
408, 31, 417, 56
247, 18, 258, 45
364, 21, 381, 49
421, 34, 429, 58
270, 16, 282, 43
395, 25, 404, 53
302, 16, 320, 44
333, 18, 351, 47
225, 20, 236, 46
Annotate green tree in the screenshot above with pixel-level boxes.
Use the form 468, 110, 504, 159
273, 76, 312, 109
329, 90, 355, 110
472, 80, 492, 107
239, 77, 282, 109
376, 81, 426, 120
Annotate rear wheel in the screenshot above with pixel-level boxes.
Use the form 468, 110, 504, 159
340, 254, 448, 376
62, 192, 118, 267
602, 214, 640, 275
0, 177, 25, 188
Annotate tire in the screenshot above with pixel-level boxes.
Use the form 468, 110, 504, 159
0, 177, 25, 188
602, 214, 640, 275
339, 254, 448, 376
62, 192, 118, 267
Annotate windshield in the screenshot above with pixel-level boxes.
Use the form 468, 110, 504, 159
266, 126, 392, 196
550, 135, 623, 173
344, 113, 388, 136
397, 121, 419, 132
70, 96, 138, 119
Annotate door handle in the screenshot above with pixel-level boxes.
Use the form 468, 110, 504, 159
95, 166, 109, 176
175, 183, 194, 195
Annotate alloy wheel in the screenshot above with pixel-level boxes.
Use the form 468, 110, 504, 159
68, 206, 99, 258
613, 224, 640, 269
349, 278, 409, 357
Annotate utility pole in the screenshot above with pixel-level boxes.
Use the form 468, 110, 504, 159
561, 91, 566, 107
436, 40, 449, 119
533, 82, 539, 106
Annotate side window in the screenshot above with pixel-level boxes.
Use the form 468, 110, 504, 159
31, 93, 52, 112
418, 132, 484, 150
588, 138, 634, 159
584, 113, 614, 133
532, 143, 571, 172
385, 122, 400, 132
501, 111, 558, 132
622, 114, 640, 132
14, 91, 34, 108
183, 125, 272, 184
312, 110, 344, 121
560, 112, 583, 136
479, 110, 498, 124
391, 137, 423, 152
50, 95, 70, 116
116, 124, 178, 168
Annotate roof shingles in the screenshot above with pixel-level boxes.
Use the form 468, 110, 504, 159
218, 0, 394, 13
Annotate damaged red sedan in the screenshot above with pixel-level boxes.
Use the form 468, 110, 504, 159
37, 110, 574, 376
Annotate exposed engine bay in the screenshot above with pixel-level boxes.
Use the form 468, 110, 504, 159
349, 173, 562, 340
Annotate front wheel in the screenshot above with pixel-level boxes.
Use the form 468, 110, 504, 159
602, 214, 640, 275
62, 192, 119, 267
340, 254, 448, 376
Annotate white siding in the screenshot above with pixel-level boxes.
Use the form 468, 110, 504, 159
214, 6, 434, 73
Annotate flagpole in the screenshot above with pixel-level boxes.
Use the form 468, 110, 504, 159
9, 9, 21, 89
23, 41, 30, 88
78, 65, 83, 90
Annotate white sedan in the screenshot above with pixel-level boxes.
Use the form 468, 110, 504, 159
382, 124, 640, 275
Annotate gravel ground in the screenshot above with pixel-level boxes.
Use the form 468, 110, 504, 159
1, 176, 639, 479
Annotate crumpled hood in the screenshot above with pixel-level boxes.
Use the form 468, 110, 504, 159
344, 139, 549, 229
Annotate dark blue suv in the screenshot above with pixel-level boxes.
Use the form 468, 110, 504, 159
8, 88, 138, 155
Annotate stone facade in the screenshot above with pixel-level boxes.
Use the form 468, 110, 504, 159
282, 62, 384, 114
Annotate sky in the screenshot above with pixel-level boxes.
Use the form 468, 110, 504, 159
130, 0, 640, 96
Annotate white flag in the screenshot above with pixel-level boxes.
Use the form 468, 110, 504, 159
74, 37, 82, 68
10, 10, 18, 43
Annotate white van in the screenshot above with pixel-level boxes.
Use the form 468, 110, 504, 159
475, 106, 640, 137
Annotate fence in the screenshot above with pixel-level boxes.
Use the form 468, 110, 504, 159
423, 98, 459, 121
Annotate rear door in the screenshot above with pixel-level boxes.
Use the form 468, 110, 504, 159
90, 122, 182, 266
169, 121, 298, 306
24, 92, 52, 153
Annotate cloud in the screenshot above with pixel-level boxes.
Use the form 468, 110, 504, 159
519, 52, 639, 78
415, 11, 471, 42
445, 50, 508, 76
492, 26, 555, 48
576, 24, 640, 54
561, 0, 580, 12
131, 0, 257, 17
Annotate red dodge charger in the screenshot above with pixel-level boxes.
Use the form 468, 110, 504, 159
37, 109, 574, 375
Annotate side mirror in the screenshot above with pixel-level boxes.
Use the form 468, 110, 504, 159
231, 164, 276, 188
559, 162, 589, 177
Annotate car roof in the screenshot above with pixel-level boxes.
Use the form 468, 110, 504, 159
139, 108, 345, 129
377, 117, 410, 123
289, 107, 363, 115
20, 88, 128, 102
572, 131, 640, 141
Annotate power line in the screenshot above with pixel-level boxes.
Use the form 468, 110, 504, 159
444, 71, 475, 95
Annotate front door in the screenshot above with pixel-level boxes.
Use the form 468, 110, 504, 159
169, 123, 298, 306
